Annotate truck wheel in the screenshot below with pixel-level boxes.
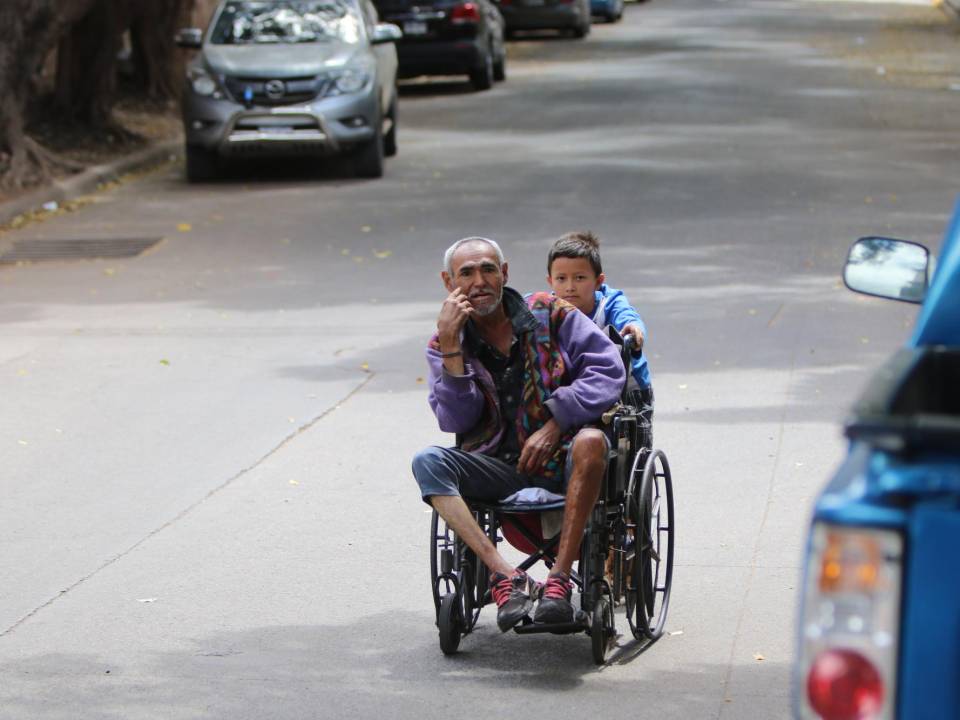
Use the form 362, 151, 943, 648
354, 123, 384, 179
185, 145, 218, 182
384, 98, 398, 158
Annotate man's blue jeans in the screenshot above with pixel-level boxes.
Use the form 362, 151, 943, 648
412, 446, 567, 505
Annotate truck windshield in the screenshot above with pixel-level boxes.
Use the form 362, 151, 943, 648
210, 1, 362, 45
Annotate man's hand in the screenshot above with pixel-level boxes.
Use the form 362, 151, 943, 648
437, 288, 474, 349
622, 323, 645, 355
518, 419, 562, 475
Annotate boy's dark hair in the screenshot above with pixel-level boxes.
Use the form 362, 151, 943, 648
548, 231, 603, 276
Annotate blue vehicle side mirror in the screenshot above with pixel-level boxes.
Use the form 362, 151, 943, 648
843, 237, 931, 304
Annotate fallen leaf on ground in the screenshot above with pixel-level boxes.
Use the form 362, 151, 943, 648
669, 630, 684, 636
159, 359, 170, 366
754, 653, 765, 661
678, 384, 688, 390
103, 267, 116, 276
341, 248, 350, 256
289, 480, 300, 486
18, 440, 28, 445
361, 225, 372, 233
177, 223, 192, 232
416, 377, 424, 384
373, 249, 392, 259
137, 598, 157, 603
360, 362, 370, 371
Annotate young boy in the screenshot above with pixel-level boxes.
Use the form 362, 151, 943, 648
546, 231, 654, 445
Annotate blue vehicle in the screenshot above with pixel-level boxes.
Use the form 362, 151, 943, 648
795, 198, 960, 720
590, 0, 622, 23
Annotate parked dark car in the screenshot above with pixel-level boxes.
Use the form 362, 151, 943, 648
371, 0, 506, 90
176, 0, 402, 181
495, 0, 590, 39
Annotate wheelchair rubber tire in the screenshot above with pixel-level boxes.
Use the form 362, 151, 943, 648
635, 449, 675, 641
438, 593, 463, 655
591, 595, 614, 665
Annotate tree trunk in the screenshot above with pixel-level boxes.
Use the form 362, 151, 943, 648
129, 0, 194, 101
0, 0, 99, 189
55, 0, 125, 127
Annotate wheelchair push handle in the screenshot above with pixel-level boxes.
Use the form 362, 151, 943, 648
621, 332, 643, 359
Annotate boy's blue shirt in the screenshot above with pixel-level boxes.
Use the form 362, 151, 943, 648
590, 284, 651, 389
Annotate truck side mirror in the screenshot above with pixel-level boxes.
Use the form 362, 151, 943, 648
371, 23, 403, 44
175, 28, 204, 49
843, 237, 931, 304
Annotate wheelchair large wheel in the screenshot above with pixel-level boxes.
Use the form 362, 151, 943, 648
625, 449, 675, 641
438, 593, 463, 655
590, 594, 615, 665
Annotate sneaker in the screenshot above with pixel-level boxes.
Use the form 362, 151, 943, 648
534, 572, 574, 624
490, 571, 534, 632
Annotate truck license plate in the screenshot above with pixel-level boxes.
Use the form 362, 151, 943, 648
404, 20, 428, 35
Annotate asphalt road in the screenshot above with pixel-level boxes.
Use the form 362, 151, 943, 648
1, 1, 957, 718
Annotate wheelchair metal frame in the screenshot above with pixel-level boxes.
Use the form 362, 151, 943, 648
428, 331, 675, 663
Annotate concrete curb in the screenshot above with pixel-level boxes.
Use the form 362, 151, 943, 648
0, 138, 183, 229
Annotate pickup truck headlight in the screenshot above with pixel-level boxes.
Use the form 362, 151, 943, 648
799, 524, 902, 719
327, 66, 372, 96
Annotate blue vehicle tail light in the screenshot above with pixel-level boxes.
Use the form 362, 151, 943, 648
798, 524, 902, 719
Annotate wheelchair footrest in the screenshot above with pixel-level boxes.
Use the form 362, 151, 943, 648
513, 610, 590, 635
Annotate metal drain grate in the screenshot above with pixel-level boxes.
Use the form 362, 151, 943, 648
0, 237, 162, 264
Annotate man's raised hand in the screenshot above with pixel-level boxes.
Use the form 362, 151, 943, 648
437, 288, 474, 346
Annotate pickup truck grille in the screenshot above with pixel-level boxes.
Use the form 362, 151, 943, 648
222, 75, 327, 106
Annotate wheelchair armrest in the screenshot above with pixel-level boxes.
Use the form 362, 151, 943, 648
601, 403, 623, 425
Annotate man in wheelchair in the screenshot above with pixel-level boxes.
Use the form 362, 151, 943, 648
412, 236, 626, 632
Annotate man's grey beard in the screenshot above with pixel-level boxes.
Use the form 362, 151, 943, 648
471, 286, 504, 317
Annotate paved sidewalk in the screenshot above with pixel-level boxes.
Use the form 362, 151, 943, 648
0, 139, 182, 231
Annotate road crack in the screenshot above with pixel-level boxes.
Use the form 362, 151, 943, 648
0, 372, 375, 639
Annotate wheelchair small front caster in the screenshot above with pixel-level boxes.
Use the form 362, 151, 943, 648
591, 595, 615, 664
438, 593, 463, 655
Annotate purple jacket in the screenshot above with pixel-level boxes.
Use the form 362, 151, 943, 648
426, 289, 625, 456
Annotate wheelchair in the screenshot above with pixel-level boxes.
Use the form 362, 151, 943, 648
428, 331, 675, 664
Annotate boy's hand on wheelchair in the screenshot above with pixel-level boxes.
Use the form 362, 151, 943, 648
622, 323, 644, 355
518, 419, 561, 475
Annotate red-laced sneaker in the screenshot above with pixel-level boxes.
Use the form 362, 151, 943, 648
534, 572, 574, 624
490, 571, 534, 632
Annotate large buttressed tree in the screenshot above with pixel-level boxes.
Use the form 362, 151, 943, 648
0, 0, 194, 190
0, 0, 97, 189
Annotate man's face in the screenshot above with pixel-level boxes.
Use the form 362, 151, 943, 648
442, 241, 508, 317
547, 256, 604, 315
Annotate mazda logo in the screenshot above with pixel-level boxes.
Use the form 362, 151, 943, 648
264, 79, 286, 100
